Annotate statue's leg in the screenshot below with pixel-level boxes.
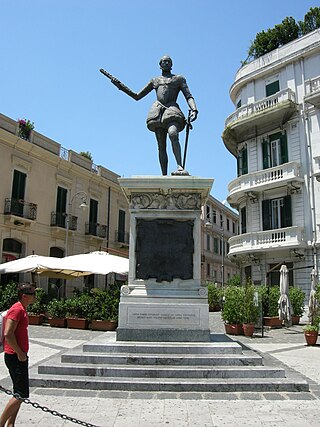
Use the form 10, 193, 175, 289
155, 128, 168, 175
168, 124, 182, 169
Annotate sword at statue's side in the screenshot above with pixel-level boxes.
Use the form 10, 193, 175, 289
182, 110, 193, 170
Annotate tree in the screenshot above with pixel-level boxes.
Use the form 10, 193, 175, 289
299, 7, 320, 36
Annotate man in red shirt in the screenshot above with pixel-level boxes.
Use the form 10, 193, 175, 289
0, 283, 36, 427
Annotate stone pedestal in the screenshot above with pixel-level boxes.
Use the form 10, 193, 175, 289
117, 176, 213, 342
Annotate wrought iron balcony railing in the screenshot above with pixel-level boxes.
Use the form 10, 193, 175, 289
85, 222, 107, 238
4, 198, 37, 220
50, 212, 77, 230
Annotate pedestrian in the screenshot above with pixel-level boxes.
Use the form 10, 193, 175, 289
0, 283, 36, 427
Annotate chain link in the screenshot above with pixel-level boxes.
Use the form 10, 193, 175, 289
0, 385, 100, 427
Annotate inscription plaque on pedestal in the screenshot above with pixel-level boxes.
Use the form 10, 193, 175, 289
136, 219, 194, 282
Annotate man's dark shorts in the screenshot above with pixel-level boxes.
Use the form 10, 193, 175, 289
4, 353, 29, 398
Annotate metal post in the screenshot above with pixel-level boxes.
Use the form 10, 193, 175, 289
221, 221, 224, 288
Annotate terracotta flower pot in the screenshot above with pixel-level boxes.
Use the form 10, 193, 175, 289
224, 323, 243, 335
66, 318, 88, 330
49, 318, 66, 328
91, 320, 117, 331
263, 317, 282, 328
291, 316, 300, 325
242, 323, 255, 337
304, 330, 318, 346
28, 314, 45, 325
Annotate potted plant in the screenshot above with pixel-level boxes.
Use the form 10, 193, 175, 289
65, 293, 94, 329
207, 283, 222, 312
242, 283, 259, 337
17, 118, 34, 141
289, 286, 305, 324
221, 285, 244, 335
27, 288, 47, 325
89, 288, 120, 331
260, 285, 282, 328
303, 323, 319, 346
47, 299, 67, 327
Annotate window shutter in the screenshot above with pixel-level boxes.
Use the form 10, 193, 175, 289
282, 195, 292, 227
237, 156, 240, 177
12, 170, 26, 200
89, 199, 98, 224
56, 187, 67, 213
280, 133, 288, 164
242, 146, 248, 174
241, 207, 247, 234
262, 138, 269, 169
266, 80, 280, 97
262, 200, 271, 231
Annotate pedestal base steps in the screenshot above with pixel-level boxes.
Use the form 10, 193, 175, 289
29, 333, 309, 393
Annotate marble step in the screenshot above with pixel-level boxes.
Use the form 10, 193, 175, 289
61, 349, 263, 366
29, 374, 309, 393
83, 341, 243, 355
38, 362, 285, 379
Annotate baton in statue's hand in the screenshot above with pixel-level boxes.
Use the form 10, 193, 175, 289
99, 68, 132, 93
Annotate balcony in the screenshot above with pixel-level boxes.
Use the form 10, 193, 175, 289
4, 198, 37, 222
228, 226, 305, 256
85, 222, 107, 238
50, 212, 77, 231
227, 161, 303, 207
222, 89, 297, 155
305, 76, 320, 108
115, 230, 129, 245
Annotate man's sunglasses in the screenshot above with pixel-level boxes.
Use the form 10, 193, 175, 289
23, 291, 36, 295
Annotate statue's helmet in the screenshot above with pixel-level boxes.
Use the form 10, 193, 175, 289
159, 55, 173, 71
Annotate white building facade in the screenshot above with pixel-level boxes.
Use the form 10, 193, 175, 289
222, 29, 320, 293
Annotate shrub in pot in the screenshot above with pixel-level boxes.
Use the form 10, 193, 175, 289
207, 283, 222, 312
289, 286, 305, 324
47, 299, 67, 327
27, 288, 48, 325
221, 286, 244, 335
260, 285, 282, 327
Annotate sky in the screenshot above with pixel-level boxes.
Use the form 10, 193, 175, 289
1, 1, 318, 202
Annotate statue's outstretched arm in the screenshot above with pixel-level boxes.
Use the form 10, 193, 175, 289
100, 69, 153, 101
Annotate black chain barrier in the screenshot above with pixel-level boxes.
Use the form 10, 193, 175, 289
0, 385, 101, 427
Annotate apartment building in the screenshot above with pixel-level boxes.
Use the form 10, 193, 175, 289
0, 113, 129, 294
222, 29, 320, 293
201, 195, 239, 285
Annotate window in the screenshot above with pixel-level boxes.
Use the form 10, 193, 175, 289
11, 170, 26, 216
89, 199, 98, 235
206, 234, 210, 251
207, 263, 210, 277
212, 210, 217, 224
236, 99, 241, 109
232, 221, 236, 234
237, 145, 248, 176
262, 195, 292, 231
226, 219, 230, 231
213, 238, 219, 254
266, 80, 279, 97
55, 187, 67, 228
240, 207, 246, 234
262, 132, 288, 169
118, 209, 126, 243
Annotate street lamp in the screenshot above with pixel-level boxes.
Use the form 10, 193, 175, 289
65, 190, 88, 256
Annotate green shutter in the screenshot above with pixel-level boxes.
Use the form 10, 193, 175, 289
280, 133, 288, 164
89, 199, 98, 224
12, 170, 26, 200
262, 138, 269, 169
266, 80, 280, 97
282, 195, 292, 227
56, 187, 67, 213
242, 146, 248, 174
262, 200, 271, 231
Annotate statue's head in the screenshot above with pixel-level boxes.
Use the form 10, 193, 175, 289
159, 55, 173, 71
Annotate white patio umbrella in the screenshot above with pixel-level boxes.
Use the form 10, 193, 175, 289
278, 264, 292, 326
309, 268, 318, 324
47, 251, 129, 276
0, 254, 63, 274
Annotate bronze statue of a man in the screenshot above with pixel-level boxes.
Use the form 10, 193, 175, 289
101, 56, 198, 176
